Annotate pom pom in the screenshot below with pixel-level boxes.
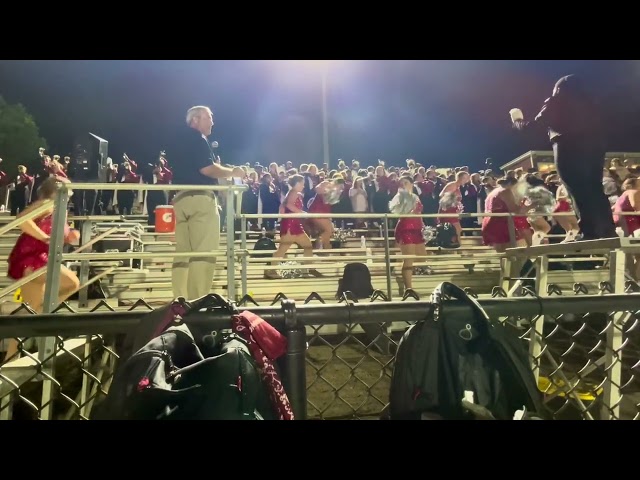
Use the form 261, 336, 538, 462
414, 266, 434, 275
278, 261, 304, 279
422, 226, 437, 244
389, 191, 417, 215
439, 192, 461, 210
324, 187, 342, 205
524, 186, 556, 215
331, 228, 356, 243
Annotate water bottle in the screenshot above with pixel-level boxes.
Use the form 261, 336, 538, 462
360, 235, 366, 249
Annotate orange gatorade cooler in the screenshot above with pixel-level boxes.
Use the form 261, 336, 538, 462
155, 205, 176, 233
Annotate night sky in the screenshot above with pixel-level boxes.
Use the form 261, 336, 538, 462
0, 59, 638, 171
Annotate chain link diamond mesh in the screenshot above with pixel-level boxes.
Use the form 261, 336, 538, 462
299, 287, 640, 420
1, 287, 638, 420
0, 300, 153, 420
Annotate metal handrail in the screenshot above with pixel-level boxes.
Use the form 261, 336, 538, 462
240, 211, 585, 219
59, 183, 247, 192
61, 250, 248, 261
0, 200, 53, 237
0, 266, 48, 300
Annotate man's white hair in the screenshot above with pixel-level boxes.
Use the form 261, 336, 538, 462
186, 106, 212, 126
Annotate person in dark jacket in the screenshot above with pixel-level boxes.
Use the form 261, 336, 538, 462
511, 74, 616, 240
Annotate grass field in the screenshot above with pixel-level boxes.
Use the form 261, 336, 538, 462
306, 342, 393, 419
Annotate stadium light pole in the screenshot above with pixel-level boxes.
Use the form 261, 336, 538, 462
294, 60, 331, 169
321, 64, 330, 171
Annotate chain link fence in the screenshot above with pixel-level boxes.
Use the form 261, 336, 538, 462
1, 286, 639, 420
0, 301, 150, 420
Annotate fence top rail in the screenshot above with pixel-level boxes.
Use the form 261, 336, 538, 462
0, 294, 637, 339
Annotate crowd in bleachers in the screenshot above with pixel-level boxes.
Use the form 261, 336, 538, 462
3, 149, 638, 252
0, 148, 173, 223
208, 155, 632, 254
2, 145, 640, 322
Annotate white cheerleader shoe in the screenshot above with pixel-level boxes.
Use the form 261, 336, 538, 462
531, 231, 546, 246
561, 229, 579, 243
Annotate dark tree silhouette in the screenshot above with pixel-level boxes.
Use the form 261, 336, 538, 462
0, 96, 47, 172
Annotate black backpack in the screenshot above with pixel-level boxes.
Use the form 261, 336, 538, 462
92, 323, 274, 420
388, 282, 547, 420
253, 235, 276, 259
427, 223, 460, 249
336, 263, 375, 300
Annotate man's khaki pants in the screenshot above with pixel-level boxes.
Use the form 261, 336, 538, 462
171, 193, 220, 300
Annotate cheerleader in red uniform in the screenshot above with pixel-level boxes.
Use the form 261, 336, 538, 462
613, 178, 640, 279
517, 175, 554, 246
4, 177, 80, 363
613, 178, 640, 235
482, 177, 529, 252
552, 181, 580, 241
307, 177, 345, 249
438, 171, 469, 243
265, 174, 320, 279
390, 175, 426, 291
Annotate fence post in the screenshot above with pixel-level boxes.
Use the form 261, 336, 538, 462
78, 220, 94, 309
530, 255, 548, 381
39, 183, 70, 420
383, 215, 393, 300
225, 188, 236, 301
240, 215, 248, 297
602, 249, 626, 419
282, 299, 307, 420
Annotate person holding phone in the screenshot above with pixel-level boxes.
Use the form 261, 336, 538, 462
170, 105, 244, 300
511, 74, 616, 240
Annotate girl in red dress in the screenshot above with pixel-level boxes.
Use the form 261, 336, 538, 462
390, 176, 426, 291
438, 171, 469, 243
502, 176, 534, 245
482, 177, 529, 253
613, 178, 640, 279
265, 175, 318, 280
307, 177, 345, 249
4, 177, 80, 363
613, 178, 640, 235
509, 175, 552, 246
552, 182, 580, 241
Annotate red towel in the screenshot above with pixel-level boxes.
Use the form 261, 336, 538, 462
232, 311, 294, 420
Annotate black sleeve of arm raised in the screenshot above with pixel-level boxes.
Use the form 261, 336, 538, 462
513, 96, 559, 136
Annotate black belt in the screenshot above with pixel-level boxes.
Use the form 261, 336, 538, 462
173, 190, 217, 202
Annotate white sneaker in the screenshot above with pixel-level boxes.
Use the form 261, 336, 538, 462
531, 231, 546, 246
561, 229, 579, 243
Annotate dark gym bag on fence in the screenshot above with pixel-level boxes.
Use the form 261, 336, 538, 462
335, 263, 375, 300
92, 294, 294, 420
388, 282, 547, 420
